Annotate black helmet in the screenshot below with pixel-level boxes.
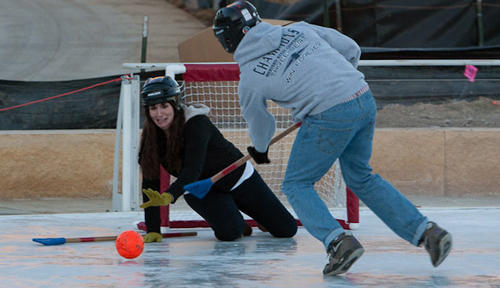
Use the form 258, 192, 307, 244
141, 76, 181, 106
213, 1, 261, 53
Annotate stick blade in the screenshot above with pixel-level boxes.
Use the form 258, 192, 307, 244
183, 178, 214, 199
33, 237, 66, 246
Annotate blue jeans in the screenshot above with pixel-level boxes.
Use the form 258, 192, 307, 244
282, 90, 428, 251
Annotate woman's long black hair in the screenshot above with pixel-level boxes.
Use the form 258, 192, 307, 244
139, 100, 185, 179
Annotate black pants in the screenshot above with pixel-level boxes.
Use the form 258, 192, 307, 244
185, 170, 298, 241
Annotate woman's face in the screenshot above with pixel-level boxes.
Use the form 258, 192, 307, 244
148, 102, 175, 131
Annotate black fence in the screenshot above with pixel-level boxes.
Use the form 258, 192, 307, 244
1, 65, 499, 130
0, 71, 164, 130
220, 0, 500, 59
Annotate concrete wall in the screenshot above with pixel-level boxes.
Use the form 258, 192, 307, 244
1, 128, 499, 200
371, 128, 500, 197
0, 130, 116, 199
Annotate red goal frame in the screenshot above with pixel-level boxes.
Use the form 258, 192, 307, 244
137, 63, 359, 231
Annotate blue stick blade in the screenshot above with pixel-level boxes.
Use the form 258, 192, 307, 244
33, 237, 67, 246
183, 178, 214, 199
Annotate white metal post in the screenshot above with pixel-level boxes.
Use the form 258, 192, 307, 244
112, 77, 127, 211
122, 75, 141, 212
112, 75, 141, 212
121, 76, 133, 212
130, 76, 141, 211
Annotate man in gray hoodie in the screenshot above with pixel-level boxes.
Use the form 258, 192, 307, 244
213, 1, 452, 276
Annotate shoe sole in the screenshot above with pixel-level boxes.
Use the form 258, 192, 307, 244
433, 233, 452, 267
323, 247, 365, 276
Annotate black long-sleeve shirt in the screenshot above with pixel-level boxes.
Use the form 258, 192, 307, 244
141, 115, 246, 233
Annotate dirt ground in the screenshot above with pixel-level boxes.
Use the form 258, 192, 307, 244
376, 97, 500, 128
168, 1, 500, 129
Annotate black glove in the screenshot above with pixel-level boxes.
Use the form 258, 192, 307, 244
247, 146, 270, 164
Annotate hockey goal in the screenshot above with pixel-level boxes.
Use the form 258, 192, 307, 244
120, 63, 359, 231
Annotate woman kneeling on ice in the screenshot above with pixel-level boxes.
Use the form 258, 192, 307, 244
138, 76, 297, 242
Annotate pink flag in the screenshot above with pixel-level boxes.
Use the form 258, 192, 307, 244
464, 65, 478, 82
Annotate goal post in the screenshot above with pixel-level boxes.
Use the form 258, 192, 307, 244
112, 75, 141, 212
116, 62, 360, 230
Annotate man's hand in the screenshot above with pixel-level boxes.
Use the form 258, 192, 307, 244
247, 146, 270, 164
140, 188, 173, 209
143, 232, 162, 243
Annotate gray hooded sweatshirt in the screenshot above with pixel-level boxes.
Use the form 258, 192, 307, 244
234, 21, 368, 152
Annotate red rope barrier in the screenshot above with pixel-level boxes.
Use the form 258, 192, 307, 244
0, 76, 124, 112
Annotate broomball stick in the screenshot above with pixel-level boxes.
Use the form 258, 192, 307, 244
33, 231, 197, 246
184, 122, 302, 199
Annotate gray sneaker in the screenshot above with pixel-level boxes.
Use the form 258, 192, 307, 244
420, 221, 452, 267
323, 232, 365, 276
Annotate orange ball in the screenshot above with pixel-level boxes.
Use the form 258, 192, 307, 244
116, 230, 144, 259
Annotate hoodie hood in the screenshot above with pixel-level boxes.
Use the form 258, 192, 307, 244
234, 22, 283, 66
181, 103, 210, 122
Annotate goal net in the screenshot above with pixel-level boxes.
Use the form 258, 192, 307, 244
119, 63, 359, 231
